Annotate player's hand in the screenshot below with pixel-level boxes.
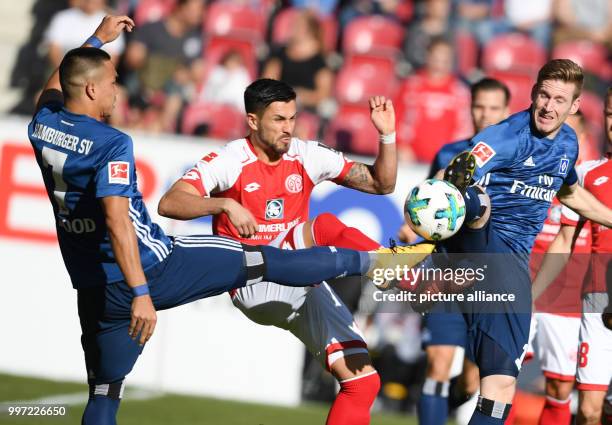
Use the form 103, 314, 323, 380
369, 96, 395, 136
93, 15, 135, 44
225, 199, 258, 238
129, 295, 157, 346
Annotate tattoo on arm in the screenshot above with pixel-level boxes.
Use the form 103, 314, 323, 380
342, 163, 377, 193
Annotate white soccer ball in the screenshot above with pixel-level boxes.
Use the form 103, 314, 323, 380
404, 179, 466, 241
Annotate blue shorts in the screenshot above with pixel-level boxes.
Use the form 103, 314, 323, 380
422, 310, 467, 349
440, 222, 532, 377
78, 236, 248, 385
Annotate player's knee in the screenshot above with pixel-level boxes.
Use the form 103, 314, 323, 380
480, 375, 516, 403
579, 396, 604, 425
545, 378, 573, 400
425, 347, 454, 381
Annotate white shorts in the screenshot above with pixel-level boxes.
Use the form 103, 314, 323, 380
576, 293, 612, 391
534, 312, 580, 381
232, 223, 368, 370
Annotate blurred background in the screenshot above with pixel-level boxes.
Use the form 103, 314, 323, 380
0, 1, 609, 424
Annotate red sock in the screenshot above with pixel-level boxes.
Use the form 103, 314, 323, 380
326, 372, 381, 425
538, 396, 571, 425
312, 213, 381, 251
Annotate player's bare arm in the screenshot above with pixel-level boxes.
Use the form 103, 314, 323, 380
557, 182, 612, 227
101, 196, 156, 346
158, 180, 258, 237
531, 222, 581, 301
341, 96, 397, 194
36, 15, 134, 112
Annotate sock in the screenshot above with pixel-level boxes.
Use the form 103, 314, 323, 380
258, 245, 369, 287
469, 409, 506, 425
312, 213, 381, 250
538, 396, 571, 425
464, 186, 488, 222
82, 395, 120, 425
326, 372, 380, 425
418, 378, 450, 425
468, 396, 512, 425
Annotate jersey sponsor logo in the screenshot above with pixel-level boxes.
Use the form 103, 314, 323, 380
474, 172, 491, 187
202, 152, 218, 163
523, 156, 535, 167
108, 161, 129, 184
245, 182, 261, 192
181, 169, 200, 180
558, 158, 570, 176
509, 180, 556, 202
265, 198, 284, 220
258, 218, 300, 234
593, 176, 609, 186
285, 174, 303, 193
471, 142, 496, 167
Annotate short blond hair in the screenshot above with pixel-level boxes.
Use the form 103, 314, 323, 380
536, 59, 584, 99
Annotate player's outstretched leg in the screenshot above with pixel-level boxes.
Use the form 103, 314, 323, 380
309, 213, 382, 251
251, 243, 435, 289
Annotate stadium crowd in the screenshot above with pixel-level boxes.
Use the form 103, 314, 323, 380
10, 0, 611, 162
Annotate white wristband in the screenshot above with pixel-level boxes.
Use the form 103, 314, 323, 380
379, 132, 396, 144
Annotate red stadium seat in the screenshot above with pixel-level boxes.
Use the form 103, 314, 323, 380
578, 91, 605, 133
134, 0, 175, 26
203, 2, 266, 41
488, 71, 533, 113
324, 105, 380, 156
343, 16, 404, 57
456, 30, 478, 77
204, 35, 258, 79
295, 110, 321, 141
335, 61, 398, 105
482, 33, 546, 76
271, 8, 338, 52
552, 40, 611, 80
181, 102, 246, 140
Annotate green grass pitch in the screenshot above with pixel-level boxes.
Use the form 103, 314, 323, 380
0, 373, 416, 425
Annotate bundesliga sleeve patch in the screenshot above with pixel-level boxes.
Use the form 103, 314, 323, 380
471, 142, 496, 167
108, 161, 130, 184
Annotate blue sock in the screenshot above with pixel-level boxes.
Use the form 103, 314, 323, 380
82, 395, 120, 425
418, 379, 450, 425
468, 409, 506, 425
464, 186, 487, 222
259, 246, 368, 286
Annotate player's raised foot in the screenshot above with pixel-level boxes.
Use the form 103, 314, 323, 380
443, 151, 476, 194
366, 242, 435, 290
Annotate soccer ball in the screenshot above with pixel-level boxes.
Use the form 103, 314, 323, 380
404, 179, 466, 241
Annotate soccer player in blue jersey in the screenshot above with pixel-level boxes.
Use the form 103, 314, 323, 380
438, 60, 612, 425
418, 77, 511, 425
28, 15, 421, 425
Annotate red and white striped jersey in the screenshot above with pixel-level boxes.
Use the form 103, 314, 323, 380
180, 137, 354, 245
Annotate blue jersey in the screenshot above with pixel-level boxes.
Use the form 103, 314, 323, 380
468, 110, 578, 254
428, 139, 471, 178
28, 102, 172, 289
